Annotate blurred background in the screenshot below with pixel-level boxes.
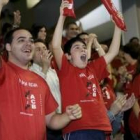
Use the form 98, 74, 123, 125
1, 0, 140, 44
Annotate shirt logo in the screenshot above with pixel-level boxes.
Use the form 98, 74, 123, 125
25, 91, 36, 110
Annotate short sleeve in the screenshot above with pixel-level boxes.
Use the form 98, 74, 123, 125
88, 57, 109, 81
44, 86, 58, 115
57, 54, 70, 77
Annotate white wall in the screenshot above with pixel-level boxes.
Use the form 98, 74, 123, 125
122, 0, 140, 45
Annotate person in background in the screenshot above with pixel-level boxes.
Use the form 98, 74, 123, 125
31, 24, 47, 44
62, 21, 79, 48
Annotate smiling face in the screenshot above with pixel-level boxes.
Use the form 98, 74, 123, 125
66, 24, 79, 39
66, 41, 88, 68
33, 42, 47, 66
37, 27, 47, 41
6, 29, 34, 67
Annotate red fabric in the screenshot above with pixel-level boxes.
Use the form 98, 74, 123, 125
62, 37, 69, 49
63, 0, 76, 18
111, 58, 124, 70
129, 75, 140, 135
57, 55, 111, 134
102, 84, 116, 110
101, 0, 126, 31
0, 59, 58, 140
123, 64, 137, 96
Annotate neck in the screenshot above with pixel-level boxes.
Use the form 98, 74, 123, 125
9, 59, 29, 70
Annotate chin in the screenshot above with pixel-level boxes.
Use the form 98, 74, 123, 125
78, 64, 87, 69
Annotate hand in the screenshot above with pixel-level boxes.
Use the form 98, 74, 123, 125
110, 94, 128, 116
41, 50, 53, 68
121, 93, 135, 112
0, 0, 9, 7
13, 10, 21, 26
93, 37, 101, 49
88, 33, 97, 44
66, 104, 82, 120
118, 66, 127, 75
60, 0, 69, 16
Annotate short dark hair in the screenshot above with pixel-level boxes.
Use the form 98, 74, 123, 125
63, 37, 86, 54
65, 22, 77, 29
129, 37, 139, 43
76, 32, 89, 39
34, 39, 49, 49
123, 42, 140, 59
4, 28, 30, 46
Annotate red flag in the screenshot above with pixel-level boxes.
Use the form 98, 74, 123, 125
63, 0, 76, 18
101, 0, 126, 31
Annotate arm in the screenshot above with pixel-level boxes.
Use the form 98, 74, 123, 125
104, 24, 121, 64
52, 1, 69, 70
86, 33, 97, 59
0, 0, 9, 68
93, 37, 106, 57
45, 104, 82, 130
13, 10, 21, 29
41, 50, 53, 75
132, 99, 140, 119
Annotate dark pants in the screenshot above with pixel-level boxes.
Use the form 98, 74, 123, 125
63, 130, 106, 140
47, 128, 63, 140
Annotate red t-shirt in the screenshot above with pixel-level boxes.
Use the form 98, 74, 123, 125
0, 59, 58, 140
123, 64, 137, 96
102, 84, 116, 110
62, 37, 69, 49
129, 75, 140, 135
57, 55, 111, 134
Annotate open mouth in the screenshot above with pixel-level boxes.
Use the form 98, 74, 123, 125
23, 49, 31, 53
80, 54, 87, 62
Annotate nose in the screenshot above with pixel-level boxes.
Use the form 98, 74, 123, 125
26, 40, 32, 46
81, 48, 86, 52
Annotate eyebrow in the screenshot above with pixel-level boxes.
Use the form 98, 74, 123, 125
17, 36, 33, 40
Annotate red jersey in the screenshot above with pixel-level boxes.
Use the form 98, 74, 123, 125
0, 59, 58, 140
102, 84, 116, 110
57, 55, 111, 134
129, 75, 140, 135
124, 64, 137, 96
62, 37, 69, 49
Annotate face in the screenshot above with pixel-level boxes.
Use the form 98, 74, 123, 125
37, 27, 47, 41
67, 41, 88, 68
6, 29, 34, 66
79, 34, 89, 45
66, 24, 79, 39
33, 42, 47, 66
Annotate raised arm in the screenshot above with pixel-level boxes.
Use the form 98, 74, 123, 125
0, 0, 9, 68
103, 23, 122, 64
13, 10, 21, 28
52, 1, 69, 70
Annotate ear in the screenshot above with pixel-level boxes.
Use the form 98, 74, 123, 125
5, 43, 12, 52
65, 53, 71, 61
